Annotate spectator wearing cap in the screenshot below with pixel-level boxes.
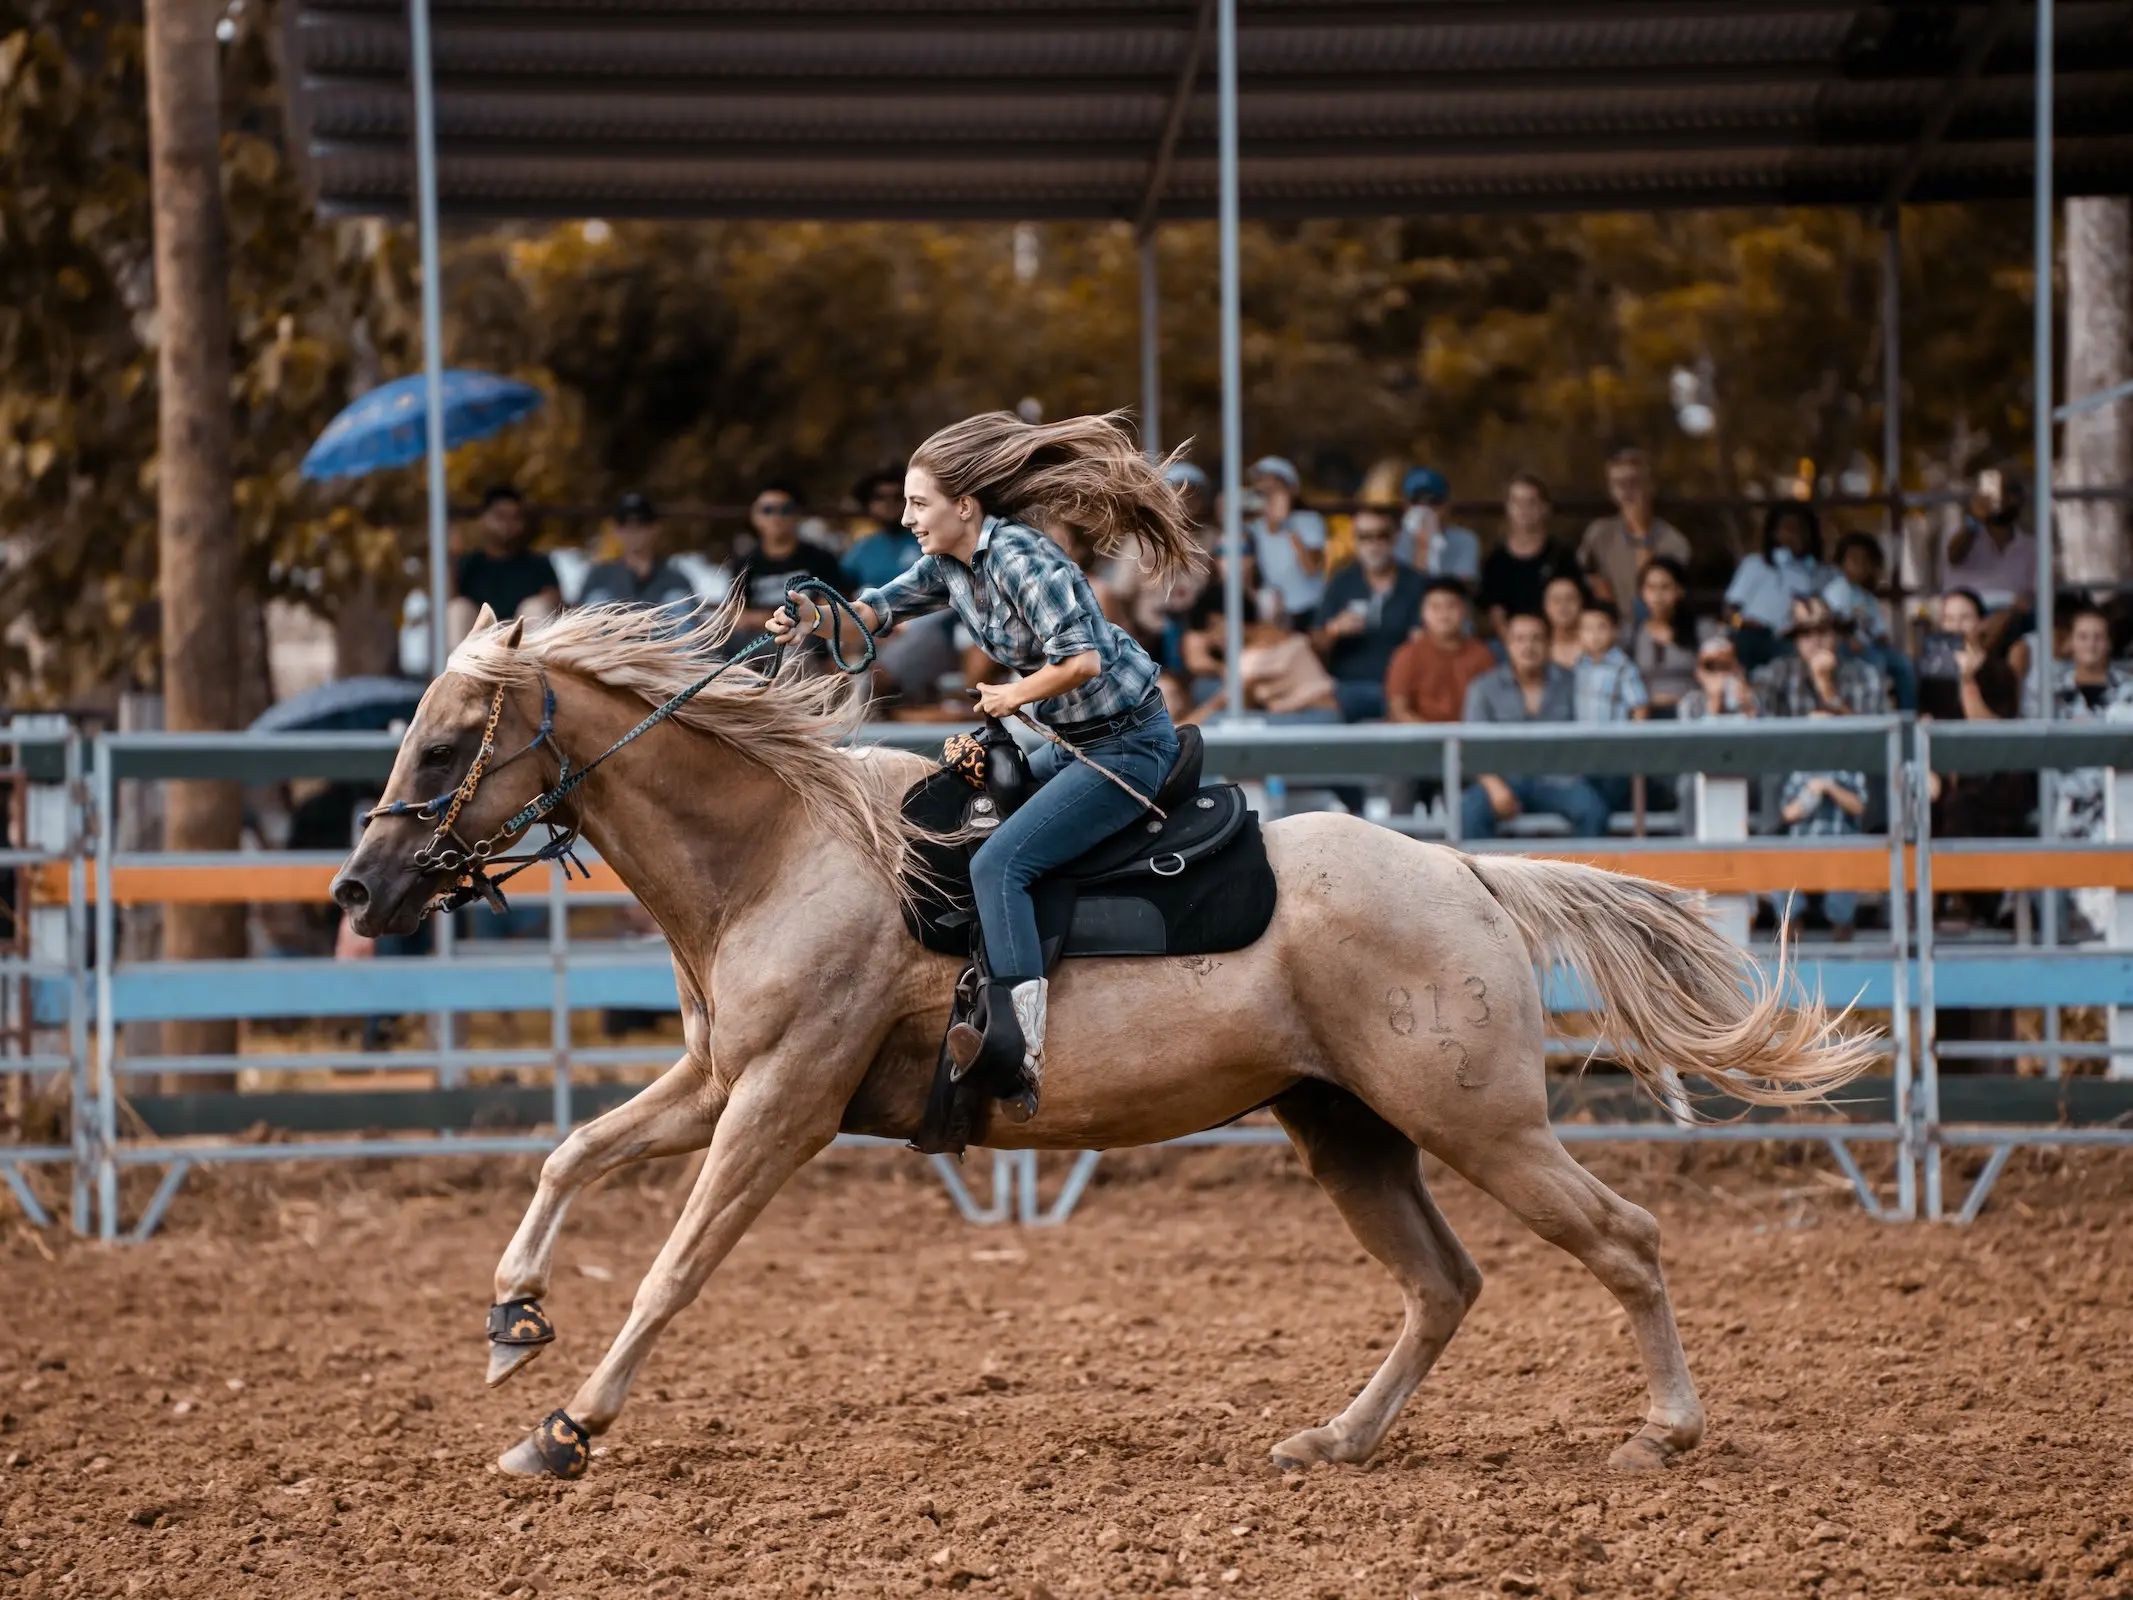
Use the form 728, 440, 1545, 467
1725, 502, 1832, 669
1677, 632, 1758, 719
840, 469, 921, 592
1244, 455, 1329, 621
1307, 504, 1425, 722
1751, 595, 1886, 718
1459, 610, 1611, 840
1578, 447, 1688, 614
728, 478, 850, 633
450, 485, 560, 649
1398, 466, 1481, 583
1387, 578, 1496, 724
577, 493, 697, 618
1475, 472, 1579, 641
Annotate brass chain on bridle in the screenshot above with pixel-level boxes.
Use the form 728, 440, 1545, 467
364, 579, 878, 919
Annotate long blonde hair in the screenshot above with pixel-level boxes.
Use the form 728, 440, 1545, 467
910, 410, 1204, 581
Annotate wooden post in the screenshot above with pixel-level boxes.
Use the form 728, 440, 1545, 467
2061, 197, 2130, 586
145, 0, 244, 1089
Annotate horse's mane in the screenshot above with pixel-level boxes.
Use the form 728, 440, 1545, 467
448, 598, 923, 893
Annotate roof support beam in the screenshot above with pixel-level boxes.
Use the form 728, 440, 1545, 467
1875, 0, 2022, 224
1134, 0, 1213, 240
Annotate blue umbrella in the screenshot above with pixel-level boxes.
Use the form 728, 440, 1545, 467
300, 371, 543, 482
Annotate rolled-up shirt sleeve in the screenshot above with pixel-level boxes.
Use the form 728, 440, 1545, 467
858, 556, 949, 633
1015, 548, 1103, 663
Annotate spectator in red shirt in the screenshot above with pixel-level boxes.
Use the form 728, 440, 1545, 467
1386, 578, 1496, 723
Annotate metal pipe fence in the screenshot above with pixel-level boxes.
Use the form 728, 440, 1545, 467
7, 716, 2132, 1236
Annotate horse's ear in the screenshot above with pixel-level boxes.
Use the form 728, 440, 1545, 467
501, 615, 525, 649
472, 602, 499, 632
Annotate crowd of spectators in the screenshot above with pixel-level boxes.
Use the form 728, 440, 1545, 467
443, 448, 2133, 934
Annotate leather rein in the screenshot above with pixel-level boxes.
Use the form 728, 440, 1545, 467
363, 579, 877, 920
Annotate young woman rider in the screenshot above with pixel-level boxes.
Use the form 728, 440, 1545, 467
768, 411, 1201, 1118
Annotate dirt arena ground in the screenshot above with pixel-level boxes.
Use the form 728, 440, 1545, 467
4, 1141, 2129, 1600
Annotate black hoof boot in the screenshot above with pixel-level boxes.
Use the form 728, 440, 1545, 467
486, 1298, 556, 1389
498, 1409, 592, 1478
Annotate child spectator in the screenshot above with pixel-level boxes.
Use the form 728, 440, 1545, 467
1823, 532, 1915, 709
1769, 713, 1867, 943
1574, 598, 1648, 725
1726, 502, 1831, 669
1386, 579, 1496, 723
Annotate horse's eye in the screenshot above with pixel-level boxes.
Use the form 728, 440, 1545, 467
423, 743, 454, 765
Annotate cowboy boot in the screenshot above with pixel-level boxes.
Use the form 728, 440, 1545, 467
998, 977, 1048, 1124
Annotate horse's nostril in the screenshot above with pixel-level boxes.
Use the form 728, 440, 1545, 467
332, 875, 370, 912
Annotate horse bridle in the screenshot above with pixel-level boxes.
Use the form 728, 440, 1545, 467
363, 579, 879, 919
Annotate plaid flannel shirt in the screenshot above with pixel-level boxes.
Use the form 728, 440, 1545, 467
1779, 770, 1866, 837
859, 516, 1157, 725
1574, 646, 1649, 724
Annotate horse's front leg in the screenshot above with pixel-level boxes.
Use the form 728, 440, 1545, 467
486, 1054, 726, 1387
495, 1052, 849, 1477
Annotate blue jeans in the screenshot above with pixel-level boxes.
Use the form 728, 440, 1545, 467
1461, 776, 1611, 840
1334, 679, 1387, 723
1766, 888, 1858, 930
970, 700, 1180, 983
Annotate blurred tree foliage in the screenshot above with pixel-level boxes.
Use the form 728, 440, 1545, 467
1, 0, 2043, 704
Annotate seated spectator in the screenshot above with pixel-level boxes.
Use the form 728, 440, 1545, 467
1751, 595, 1887, 716
1184, 620, 1341, 725
576, 493, 697, 620
1942, 469, 2037, 605
1477, 472, 1579, 639
1629, 555, 1715, 715
1397, 466, 1481, 583
1578, 446, 1689, 612
1915, 587, 2016, 724
1575, 596, 1647, 813
1308, 506, 1424, 722
1458, 610, 1611, 840
1768, 712, 1867, 943
1180, 548, 1279, 704
2024, 602, 2133, 938
1677, 633, 1758, 719
1542, 572, 1588, 672
840, 469, 921, 591
450, 485, 560, 649
1824, 532, 1916, 711
727, 479, 849, 633
1386, 578, 1496, 723
1726, 503, 1831, 669
1574, 598, 1648, 725
1244, 455, 1329, 621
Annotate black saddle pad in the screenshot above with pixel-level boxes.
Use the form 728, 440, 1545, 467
900, 767, 1279, 966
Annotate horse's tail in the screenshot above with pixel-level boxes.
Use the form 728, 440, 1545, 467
1461, 852, 1876, 1111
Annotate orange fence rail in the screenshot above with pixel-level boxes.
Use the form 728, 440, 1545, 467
32, 845, 2133, 906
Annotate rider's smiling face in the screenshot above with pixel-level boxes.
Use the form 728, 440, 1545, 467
903, 466, 981, 559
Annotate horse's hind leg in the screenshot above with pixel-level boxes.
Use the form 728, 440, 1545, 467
1266, 1082, 1483, 1469
487, 1056, 722, 1387
1442, 1122, 1704, 1471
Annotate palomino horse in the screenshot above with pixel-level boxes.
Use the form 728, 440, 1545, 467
331, 603, 1873, 1481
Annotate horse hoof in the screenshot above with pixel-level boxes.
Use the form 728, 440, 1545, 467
1607, 1432, 1678, 1473
1269, 1426, 1343, 1470
486, 1339, 544, 1388
497, 1410, 593, 1479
